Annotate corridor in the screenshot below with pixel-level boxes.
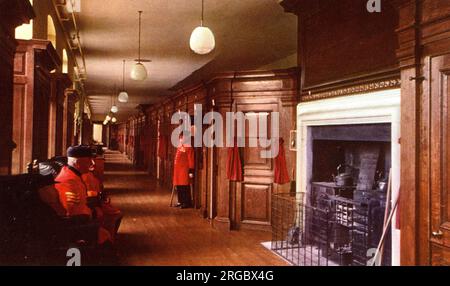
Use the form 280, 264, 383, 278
4, 0, 450, 267
103, 150, 287, 266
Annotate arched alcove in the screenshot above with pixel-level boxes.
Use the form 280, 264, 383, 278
47, 15, 57, 48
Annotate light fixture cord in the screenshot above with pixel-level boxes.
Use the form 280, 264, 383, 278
138, 11, 142, 62
201, 0, 204, 26
122, 60, 125, 90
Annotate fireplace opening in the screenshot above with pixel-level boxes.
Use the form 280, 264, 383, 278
308, 123, 392, 266
311, 123, 391, 185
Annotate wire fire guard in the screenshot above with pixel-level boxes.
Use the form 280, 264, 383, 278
271, 192, 373, 266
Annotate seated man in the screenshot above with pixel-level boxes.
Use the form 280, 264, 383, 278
82, 156, 122, 241
55, 145, 111, 245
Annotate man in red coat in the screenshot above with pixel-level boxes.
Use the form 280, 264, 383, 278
54, 145, 111, 244
173, 135, 194, 208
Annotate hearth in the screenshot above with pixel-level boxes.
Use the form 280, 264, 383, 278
295, 90, 401, 265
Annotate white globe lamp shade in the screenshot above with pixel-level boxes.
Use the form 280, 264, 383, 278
130, 63, 148, 81
103, 120, 107, 125
106, 115, 111, 121
190, 26, 215, 55
118, 91, 129, 103
111, 105, 118, 113
111, 117, 117, 123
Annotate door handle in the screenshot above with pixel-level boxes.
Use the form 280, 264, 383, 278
431, 230, 443, 239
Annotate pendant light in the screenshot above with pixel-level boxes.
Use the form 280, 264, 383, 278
118, 60, 129, 103
190, 0, 215, 55
130, 11, 151, 81
111, 87, 118, 113
111, 117, 117, 123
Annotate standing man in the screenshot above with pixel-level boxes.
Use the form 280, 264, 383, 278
173, 134, 194, 209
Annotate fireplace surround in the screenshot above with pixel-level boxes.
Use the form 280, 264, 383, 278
296, 89, 401, 265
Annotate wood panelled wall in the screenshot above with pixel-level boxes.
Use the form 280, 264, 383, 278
300, 0, 398, 92
12, 39, 61, 174
48, 73, 71, 157
281, 0, 400, 100
1, 0, 80, 174
393, 0, 450, 266
280, 0, 450, 265
0, 0, 34, 175
119, 68, 299, 230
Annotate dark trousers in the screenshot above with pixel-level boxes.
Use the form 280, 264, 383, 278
176, 185, 191, 207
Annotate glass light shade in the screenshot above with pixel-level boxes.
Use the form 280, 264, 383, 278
130, 63, 148, 81
111, 105, 118, 113
103, 120, 108, 125
106, 115, 111, 121
118, 91, 129, 103
190, 26, 215, 55
111, 117, 117, 123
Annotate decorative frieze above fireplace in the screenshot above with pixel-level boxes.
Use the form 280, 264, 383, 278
296, 88, 401, 265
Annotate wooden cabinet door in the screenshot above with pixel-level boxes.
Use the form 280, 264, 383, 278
429, 54, 450, 265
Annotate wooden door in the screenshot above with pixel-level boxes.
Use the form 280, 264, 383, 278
236, 103, 278, 230
429, 54, 450, 265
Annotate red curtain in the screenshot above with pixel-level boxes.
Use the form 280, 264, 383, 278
226, 144, 242, 182
274, 138, 290, 185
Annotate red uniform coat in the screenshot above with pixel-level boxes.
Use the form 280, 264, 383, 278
82, 172, 122, 242
82, 172, 102, 197
55, 167, 112, 244
173, 144, 194, 186
55, 166, 92, 217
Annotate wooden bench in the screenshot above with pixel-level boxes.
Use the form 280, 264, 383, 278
0, 173, 99, 265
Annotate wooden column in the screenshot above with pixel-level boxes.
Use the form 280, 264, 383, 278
392, 0, 421, 266
49, 73, 71, 157
0, 0, 34, 174
12, 40, 60, 174
211, 79, 233, 231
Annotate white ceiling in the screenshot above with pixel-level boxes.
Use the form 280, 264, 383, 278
76, 0, 297, 122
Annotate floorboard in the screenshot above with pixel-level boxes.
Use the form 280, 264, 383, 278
103, 150, 287, 266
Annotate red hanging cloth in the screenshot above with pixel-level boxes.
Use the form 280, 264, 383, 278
226, 142, 243, 182
274, 138, 290, 185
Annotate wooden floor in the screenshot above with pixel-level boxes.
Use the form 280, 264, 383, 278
103, 150, 288, 266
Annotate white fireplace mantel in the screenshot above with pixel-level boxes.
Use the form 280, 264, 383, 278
296, 88, 401, 266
